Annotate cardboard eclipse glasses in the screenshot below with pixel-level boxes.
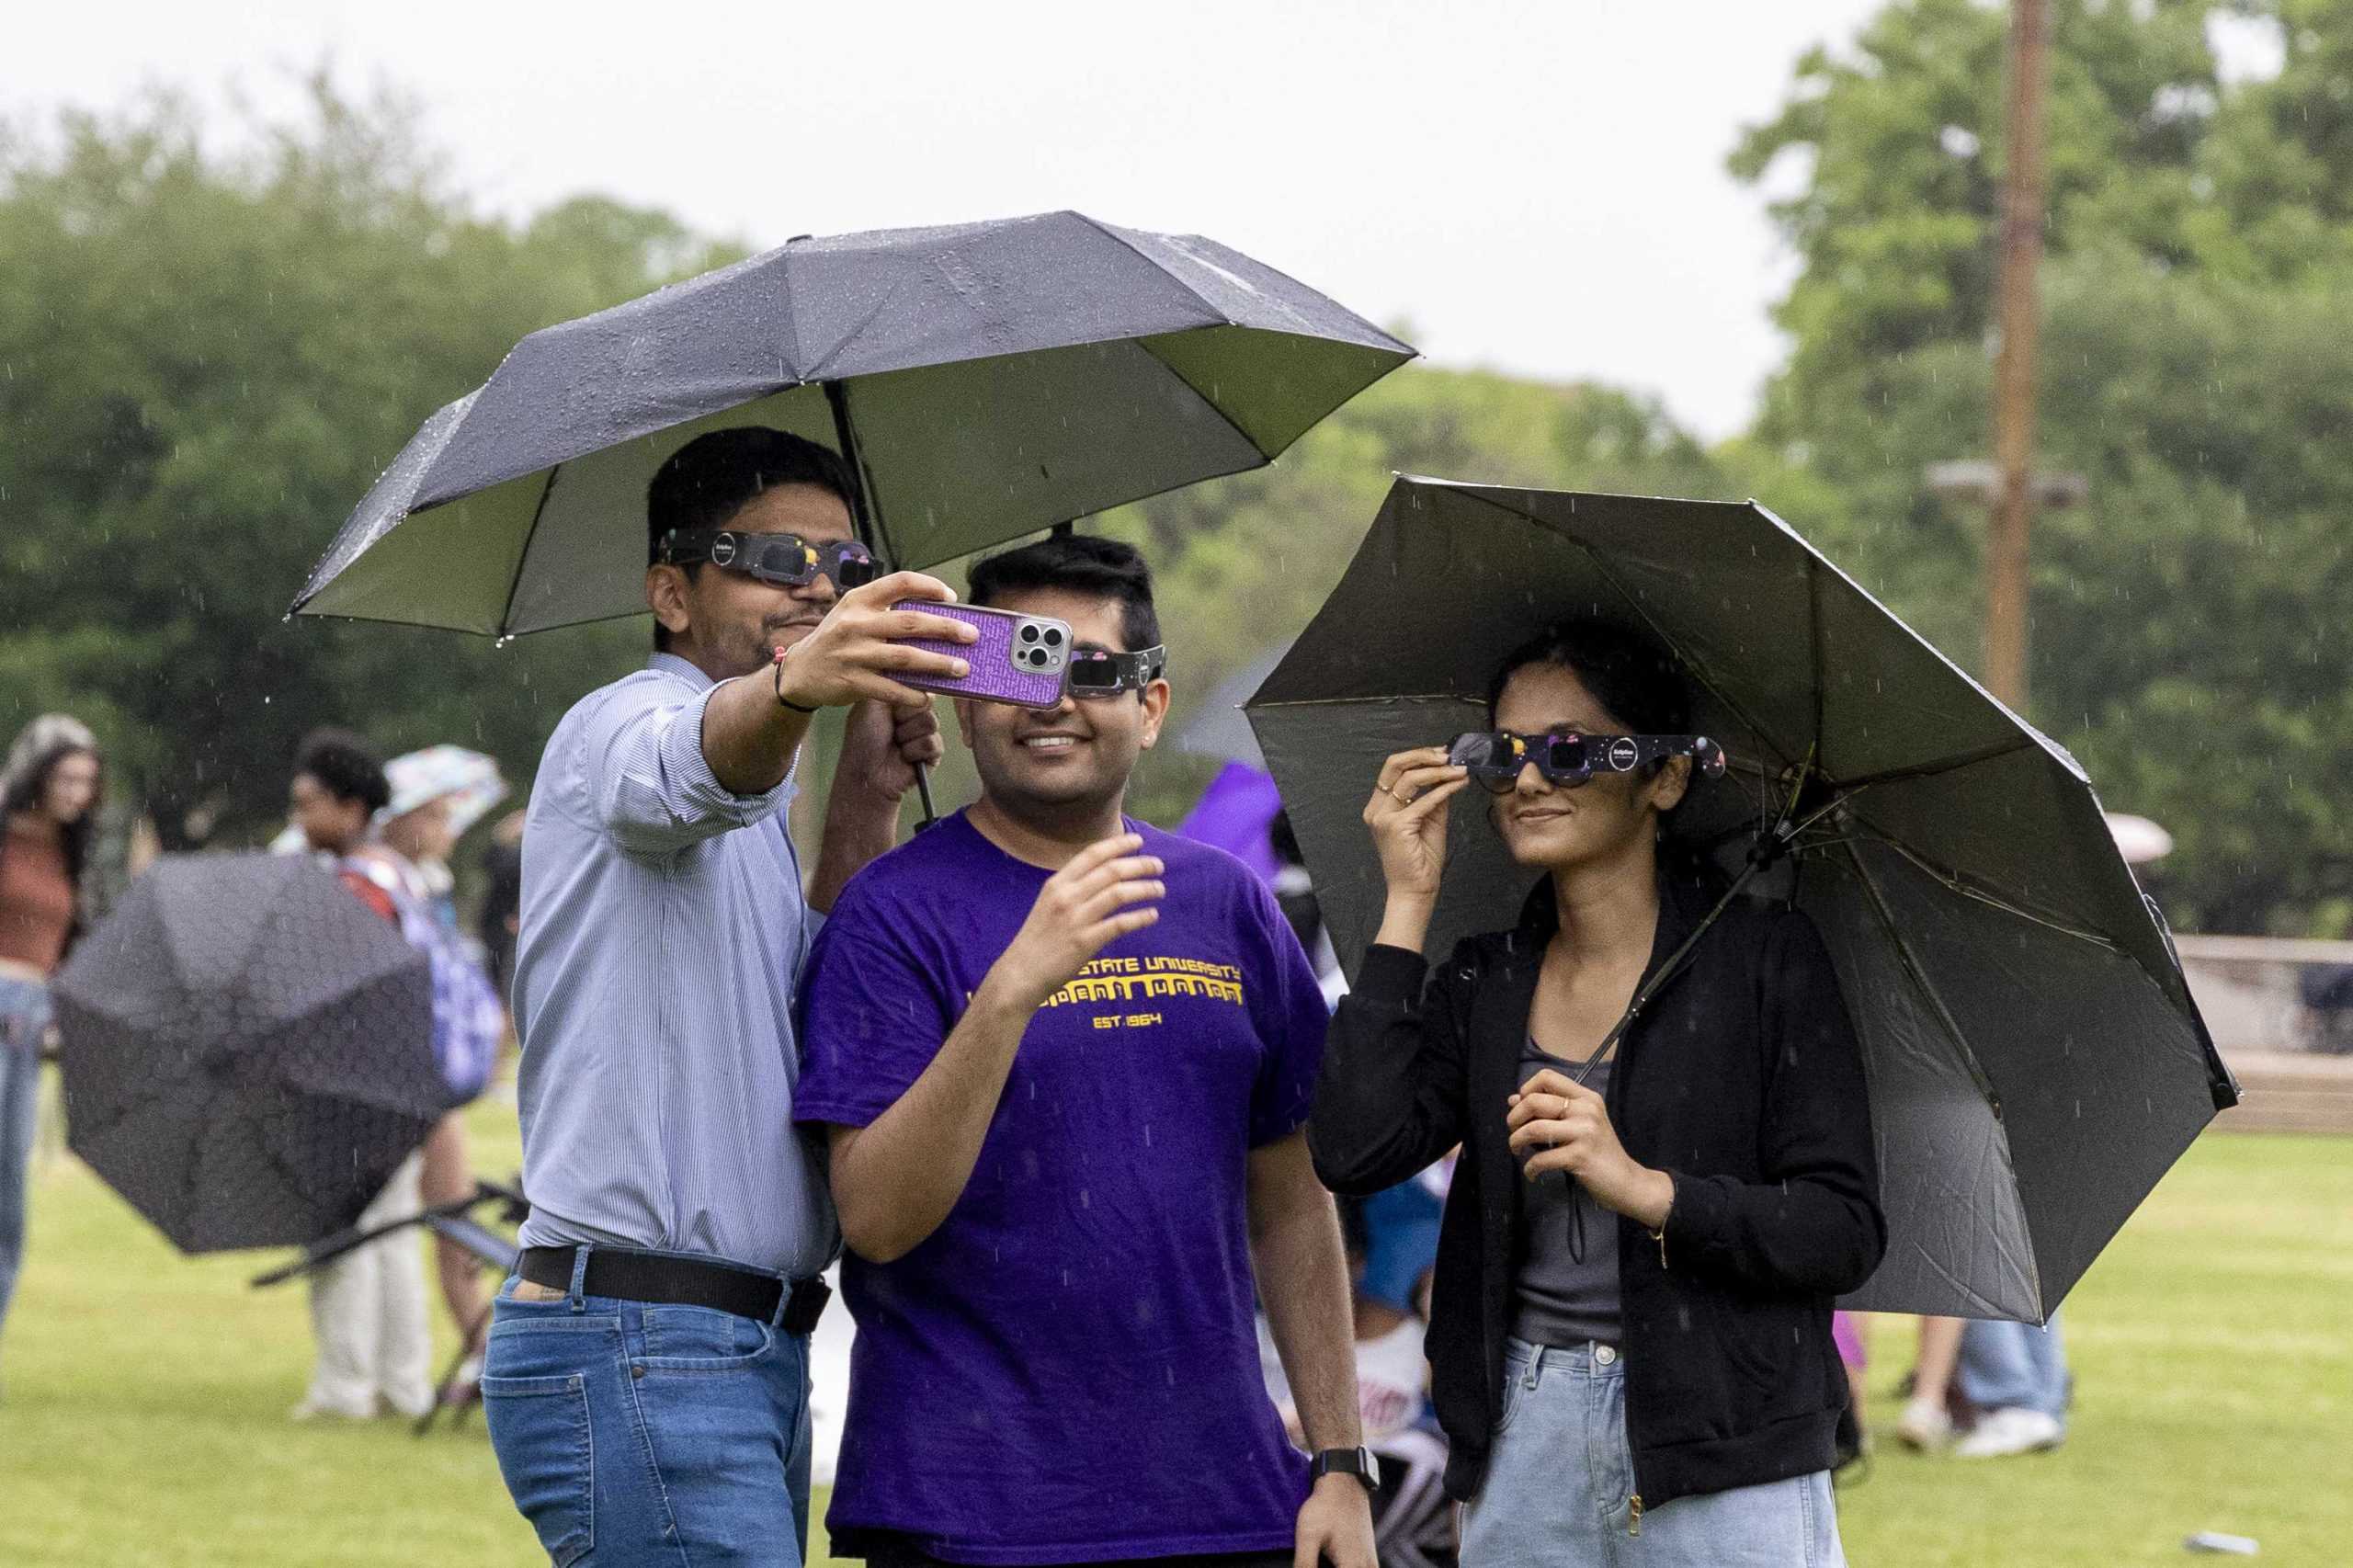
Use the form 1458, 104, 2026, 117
1448, 730, 1727, 793
657, 528, 879, 590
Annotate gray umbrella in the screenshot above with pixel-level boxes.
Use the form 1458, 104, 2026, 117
1176, 642, 1291, 770
51, 854, 442, 1254
1245, 476, 2237, 1322
290, 210, 1412, 635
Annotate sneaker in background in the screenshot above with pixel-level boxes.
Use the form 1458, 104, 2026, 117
1954, 1405, 2064, 1458
1893, 1395, 1952, 1451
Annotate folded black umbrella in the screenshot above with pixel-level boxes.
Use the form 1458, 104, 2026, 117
290, 210, 1413, 635
51, 853, 442, 1254
1247, 476, 2237, 1322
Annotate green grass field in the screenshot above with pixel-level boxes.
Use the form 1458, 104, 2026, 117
2, 1080, 2344, 1567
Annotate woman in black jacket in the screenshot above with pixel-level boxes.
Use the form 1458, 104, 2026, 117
1308, 622, 1883, 1566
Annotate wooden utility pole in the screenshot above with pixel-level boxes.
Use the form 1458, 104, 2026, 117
1985, 0, 2051, 710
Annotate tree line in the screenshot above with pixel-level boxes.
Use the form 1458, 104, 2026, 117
6, 5, 2348, 936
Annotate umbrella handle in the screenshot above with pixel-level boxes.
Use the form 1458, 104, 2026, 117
913, 761, 939, 832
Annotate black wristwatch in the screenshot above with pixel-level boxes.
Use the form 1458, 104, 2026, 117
1311, 1446, 1381, 1494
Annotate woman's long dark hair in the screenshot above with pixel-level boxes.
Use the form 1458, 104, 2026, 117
1483, 619, 1691, 736
1, 739, 104, 907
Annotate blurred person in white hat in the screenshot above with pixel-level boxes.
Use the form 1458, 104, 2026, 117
346, 745, 509, 1408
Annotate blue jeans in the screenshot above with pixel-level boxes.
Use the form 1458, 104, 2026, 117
482, 1251, 814, 1567
1461, 1339, 1846, 1568
1957, 1312, 2068, 1423
0, 977, 51, 1350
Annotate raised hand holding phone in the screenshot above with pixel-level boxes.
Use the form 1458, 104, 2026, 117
770, 572, 979, 710
887, 600, 1075, 710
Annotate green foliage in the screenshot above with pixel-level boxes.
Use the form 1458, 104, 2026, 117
1733, 2, 2353, 932
0, 79, 740, 848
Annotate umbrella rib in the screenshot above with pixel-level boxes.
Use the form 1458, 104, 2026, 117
1807, 554, 1827, 761
1245, 693, 1483, 710
493, 465, 563, 639
301, 603, 653, 640
1138, 337, 1272, 459
1835, 838, 2046, 1314
1826, 737, 2039, 793
1857, 830, 2124, 953
1444, 484, 1801, 778
1075, 214, 1242, 330
825, 380, 904, 571
1836, 840, 2002, 1107
802, 291, 910, 385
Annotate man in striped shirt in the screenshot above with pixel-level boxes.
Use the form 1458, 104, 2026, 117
483, 428, 979, 1567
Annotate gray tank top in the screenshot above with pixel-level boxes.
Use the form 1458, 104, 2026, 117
1510, 1040, 1623, 1348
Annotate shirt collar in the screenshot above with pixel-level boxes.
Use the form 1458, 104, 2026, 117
647, 651, 721, 692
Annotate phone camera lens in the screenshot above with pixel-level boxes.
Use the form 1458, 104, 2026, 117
1043, 628, 1063, 647
1018, 624, 1040, 643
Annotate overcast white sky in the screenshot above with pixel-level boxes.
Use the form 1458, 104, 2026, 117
5, 1, 1896, 440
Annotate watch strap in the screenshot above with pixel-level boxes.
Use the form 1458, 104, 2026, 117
1310, 1446, 1380, 1493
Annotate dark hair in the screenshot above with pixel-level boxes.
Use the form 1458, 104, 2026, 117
1, 741, 103, 898
1484, 619, 1691, 735
293, 728, 390, 814
967, 532, 1161, 656
647, 427, 858, 651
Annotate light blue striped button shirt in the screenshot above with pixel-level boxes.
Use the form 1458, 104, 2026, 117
511, 653, 837, 1278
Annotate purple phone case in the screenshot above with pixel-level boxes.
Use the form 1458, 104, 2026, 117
891, 600, 1072, 710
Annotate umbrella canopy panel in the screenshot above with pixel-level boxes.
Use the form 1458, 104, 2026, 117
1247, 476, 2231, 1319
52, 854, 442, 1254
293, 211, 1411, 634
1176, 642, 1293, 771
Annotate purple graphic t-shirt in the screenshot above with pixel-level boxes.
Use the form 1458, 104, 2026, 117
794, 812, 1327, 1564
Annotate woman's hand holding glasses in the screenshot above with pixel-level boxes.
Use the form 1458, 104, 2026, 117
1364, 747, 1471, 955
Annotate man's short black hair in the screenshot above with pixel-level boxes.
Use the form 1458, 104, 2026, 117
967, 532, 1161, 656
647, 428, 858, 651
293, 727, 390, 814
647, 427, 857, 560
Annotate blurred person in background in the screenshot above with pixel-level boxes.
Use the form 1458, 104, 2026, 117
350, 748, 509, 1401
1894, 1312, 2069, 1459
284, 728, 436, 1421
1893, 1316, 1963, 1451
477, 809, 527, 1007
0, 714, 103, 1369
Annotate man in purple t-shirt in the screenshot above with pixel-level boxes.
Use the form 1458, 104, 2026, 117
796, 535, 1376, 1568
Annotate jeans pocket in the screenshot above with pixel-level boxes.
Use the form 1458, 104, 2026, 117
482, 1372, 594, 1568
1493, 1358, 1533, 1439
637, 1306, 774, 1373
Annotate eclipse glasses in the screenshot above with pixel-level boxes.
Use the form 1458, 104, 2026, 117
656, 528, 879, 590
1448, 730, 1727, 793
1065, 644, 1166, 699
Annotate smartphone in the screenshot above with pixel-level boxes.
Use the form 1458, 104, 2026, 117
890, 600, 1074, 710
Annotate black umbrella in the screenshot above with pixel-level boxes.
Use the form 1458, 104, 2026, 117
1245, 476, 2237, 1322
289, 210, 1413, 636
51, 853, 444, 1254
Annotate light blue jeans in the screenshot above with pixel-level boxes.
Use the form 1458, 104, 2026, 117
1461, 1339, 1846, 1568
1958, 1312, 2068, 1422
482, 1252, 814, 1567
0, 977, 51, 1350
